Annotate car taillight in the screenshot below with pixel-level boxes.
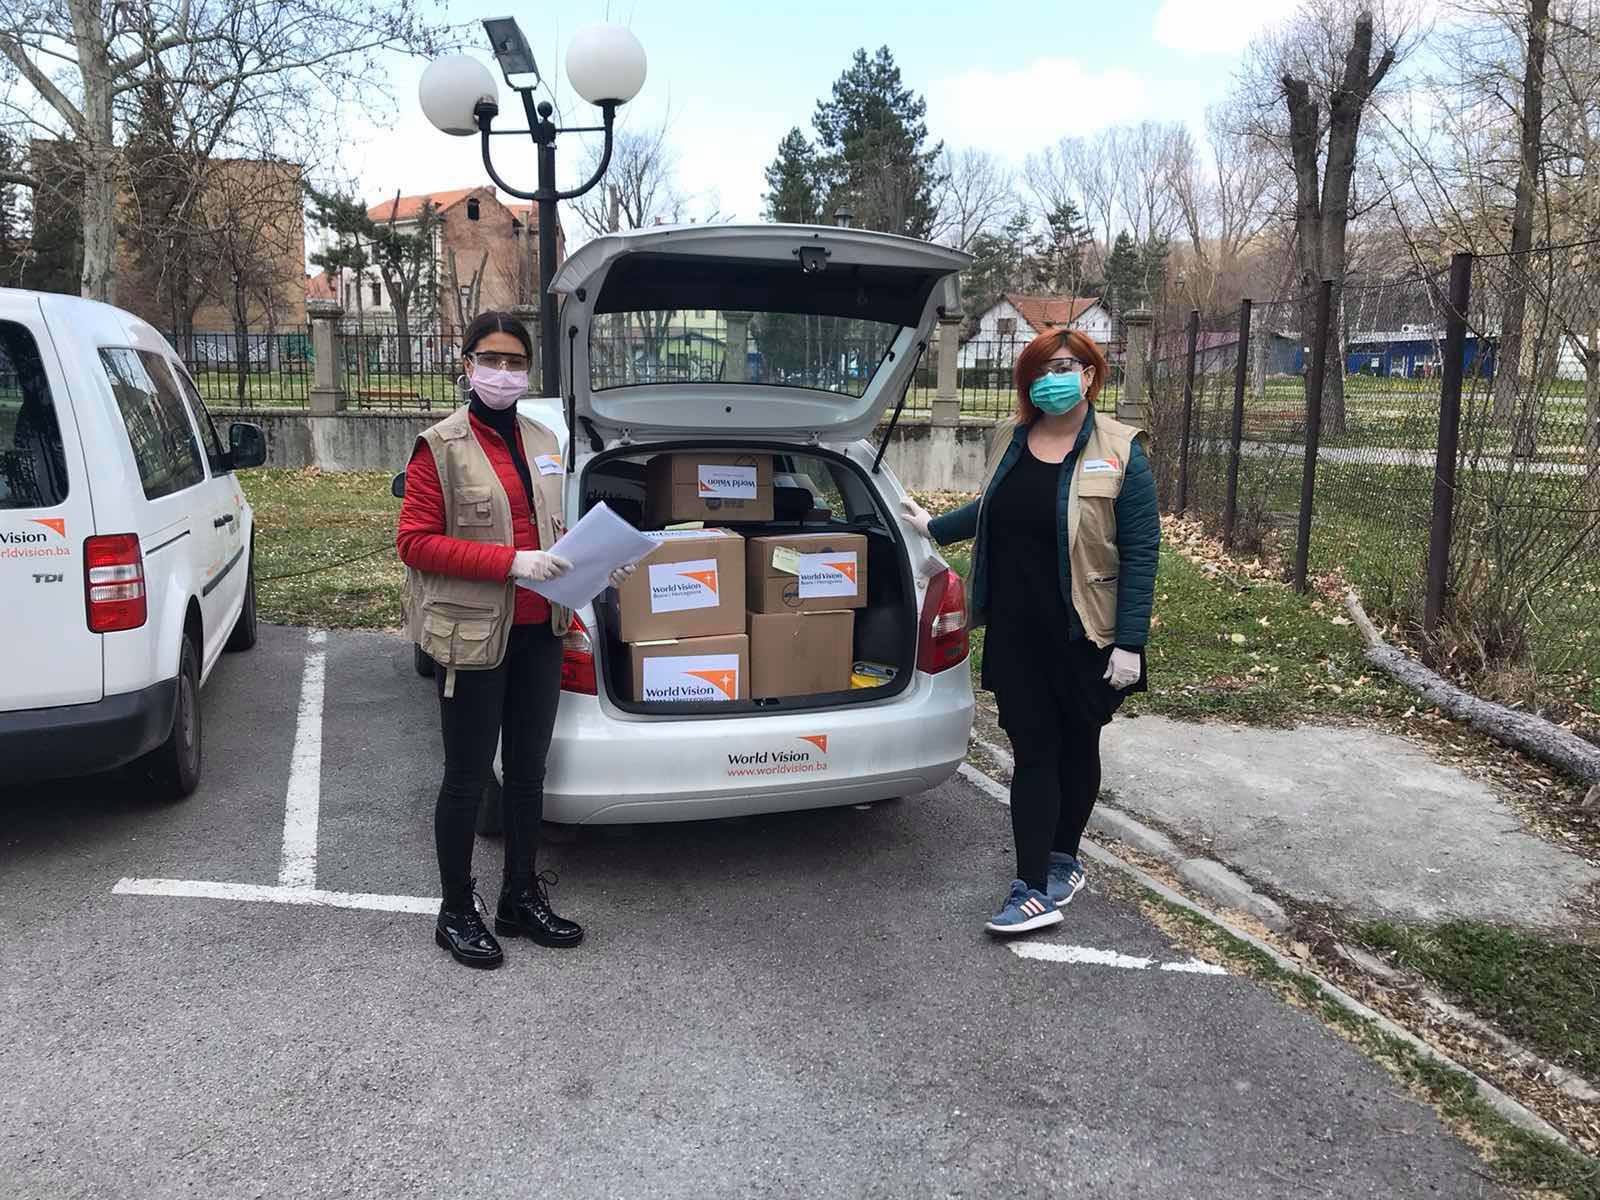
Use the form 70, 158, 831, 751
561, 614, 597, 695
84, 534, 147, 633
917, 567, 969, 674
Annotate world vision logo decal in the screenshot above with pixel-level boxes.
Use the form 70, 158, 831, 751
678, 568, 719, 594
1, 520, 70, 560
685, 667, 738, 700
821, 559, 856, 584
31, 518, 66, 537
726, 733, 831, 777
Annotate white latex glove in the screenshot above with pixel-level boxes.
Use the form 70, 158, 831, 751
900, 497, 933, 539
608, 561, 638, 590
1104, 648, 1141, 691
509, 550, 572, 583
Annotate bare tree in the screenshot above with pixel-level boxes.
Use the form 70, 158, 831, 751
569, 118, 681, 238
930, 146, 1016, 252
1240, 1, 1420, 433
1117, 121, 1187, 248
0, 0, 441, 302
1024, 130, 1125, 260
1174, 100, 1279, 311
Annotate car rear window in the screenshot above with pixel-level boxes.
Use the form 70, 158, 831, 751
101, 347, 206, 500
0, 320, 70, 510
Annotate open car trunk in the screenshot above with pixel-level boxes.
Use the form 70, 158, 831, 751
580, 440, 917, 717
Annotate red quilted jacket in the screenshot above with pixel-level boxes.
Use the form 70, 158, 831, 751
396, 413, 551, 625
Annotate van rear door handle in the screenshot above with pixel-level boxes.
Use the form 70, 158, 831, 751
213, 514, 234, 528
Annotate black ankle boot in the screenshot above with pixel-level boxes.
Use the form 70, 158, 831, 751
496, 872, 583, 948
435, 881, 504, 969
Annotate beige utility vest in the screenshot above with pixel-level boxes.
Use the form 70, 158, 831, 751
402, 409, 571, 691
970, 412, 1147, 648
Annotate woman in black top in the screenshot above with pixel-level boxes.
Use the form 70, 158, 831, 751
903, 329, 1160, 935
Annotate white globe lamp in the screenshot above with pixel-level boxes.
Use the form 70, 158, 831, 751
565, 24, 647, 106
418, 55, 499, 136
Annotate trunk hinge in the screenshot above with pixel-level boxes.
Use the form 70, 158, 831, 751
807, 430, 822, 447
618, 426, 634, 446
873, 339, 925, 474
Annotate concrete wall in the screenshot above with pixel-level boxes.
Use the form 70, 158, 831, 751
217, 409, 1000, 493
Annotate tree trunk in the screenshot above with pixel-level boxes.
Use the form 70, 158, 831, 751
65, 0, 117, 302
395, 303, 414, 376
1495, 0, 1550, 425
233, 317, 250, 403
1585, 328, 1599, 455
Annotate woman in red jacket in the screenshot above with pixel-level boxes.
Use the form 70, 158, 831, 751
397, 312, 633, 969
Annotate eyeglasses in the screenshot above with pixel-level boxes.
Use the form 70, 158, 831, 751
1042, 357, 1084, 375
469, 352, 530, 371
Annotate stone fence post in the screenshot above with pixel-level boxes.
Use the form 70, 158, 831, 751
930, 311, 964, 426
509, 304, 542, 392
1119, 308, 1153, 426
724, 312, 752, 383
306, 300, 346, 415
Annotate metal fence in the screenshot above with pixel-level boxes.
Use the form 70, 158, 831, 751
1158, 242, 1600, 726
338, 325, 465, 410
169, 330, 312, 407
902, 332, 1127, 419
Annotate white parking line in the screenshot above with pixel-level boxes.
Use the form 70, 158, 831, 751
113, 877, 437, 914
1008, 942, 1228, 975
278, 629, 327, 888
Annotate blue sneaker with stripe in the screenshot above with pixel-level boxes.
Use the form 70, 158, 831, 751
985, 879, 1063, 936
1047, 852, 1087, 909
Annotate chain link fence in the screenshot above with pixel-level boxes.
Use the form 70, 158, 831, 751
1156, 242, 1600, 728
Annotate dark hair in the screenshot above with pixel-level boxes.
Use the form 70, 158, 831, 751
461, 311, 534, 360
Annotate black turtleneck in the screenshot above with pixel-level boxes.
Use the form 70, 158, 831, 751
470, 394, 534, 507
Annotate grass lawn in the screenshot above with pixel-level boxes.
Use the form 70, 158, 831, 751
242, 470, 404, 629
1359, 919, 1600, 1082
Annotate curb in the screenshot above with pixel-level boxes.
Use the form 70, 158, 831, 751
955, 760, 1576, 1151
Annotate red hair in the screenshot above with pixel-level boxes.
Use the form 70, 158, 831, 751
1013, 328, 1108, 423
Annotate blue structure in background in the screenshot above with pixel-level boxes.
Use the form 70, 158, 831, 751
1343, 329, 1496, 381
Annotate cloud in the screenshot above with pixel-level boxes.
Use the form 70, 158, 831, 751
1151, 0, 1300, 54
925, 60, 1152, 162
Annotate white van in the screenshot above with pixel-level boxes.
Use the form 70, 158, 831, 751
0, 291, 266, 797
454, 225, 977, 824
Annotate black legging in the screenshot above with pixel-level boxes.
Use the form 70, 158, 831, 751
1006, 719, 1102, 892
434, 624, 561, 909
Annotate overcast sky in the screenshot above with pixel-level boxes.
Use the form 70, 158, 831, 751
335, 0, 1302, 238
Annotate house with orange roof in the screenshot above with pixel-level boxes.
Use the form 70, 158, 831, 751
314, 185, 566, 334
958, 292, 1115, 371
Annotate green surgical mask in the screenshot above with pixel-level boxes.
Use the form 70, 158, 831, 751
1030, 370, 1084, 415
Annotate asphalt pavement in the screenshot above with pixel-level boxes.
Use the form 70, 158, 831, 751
0, 624, 1506, 1199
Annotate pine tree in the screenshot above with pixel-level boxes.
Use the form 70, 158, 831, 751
762, 128, 820, 224
1031, 200, 1093, 296
1136, 236, 1170, 308
0, 135, 21, 285
1102, 230, 1142, 315
962, 212, 1034, 317
811, 47, 943, 238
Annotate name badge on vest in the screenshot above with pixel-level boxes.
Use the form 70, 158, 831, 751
534, 453, 563, 477
1082, 457, 1121, 475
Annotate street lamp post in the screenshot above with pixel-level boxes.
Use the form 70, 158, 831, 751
418, 22, 647, 410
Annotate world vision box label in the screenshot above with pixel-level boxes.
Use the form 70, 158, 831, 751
796, 551, 858, 599
648, 558, 720, 614
641, 653, 740, 702
697, 464, 758, 499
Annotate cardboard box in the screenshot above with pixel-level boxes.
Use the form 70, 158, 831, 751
746, 533, 869, 613
617, 529, 746, 642
646, 452, 775, 524
628, 634, 749, 703
748, 611, 855, 699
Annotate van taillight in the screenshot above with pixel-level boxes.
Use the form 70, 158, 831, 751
84, 534, 147, 632
917, 568, 969, 674
561, 614, 597, 695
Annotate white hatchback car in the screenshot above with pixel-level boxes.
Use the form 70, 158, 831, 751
501, 224, 976, 824
0, 291, 266, 797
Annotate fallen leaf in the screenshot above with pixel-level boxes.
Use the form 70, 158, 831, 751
1230, 633, 1247, 645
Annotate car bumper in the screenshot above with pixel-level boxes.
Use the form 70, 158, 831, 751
544, 666, 975, 824
0, 680, 177, 785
